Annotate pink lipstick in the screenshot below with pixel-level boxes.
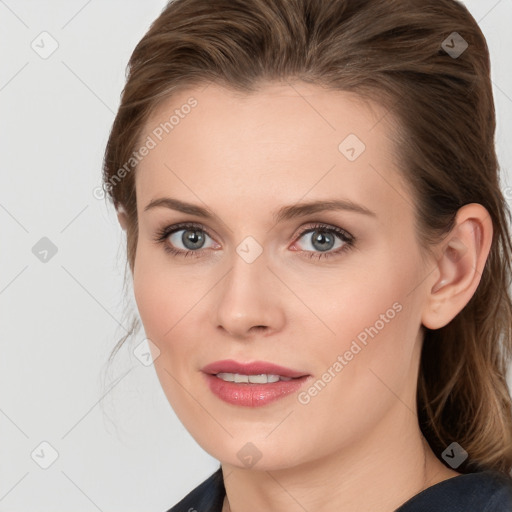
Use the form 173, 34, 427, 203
201, 359, 311, 407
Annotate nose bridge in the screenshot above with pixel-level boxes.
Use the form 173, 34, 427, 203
214, 239, 284, 337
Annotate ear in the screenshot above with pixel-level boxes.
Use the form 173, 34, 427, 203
116, 204, 129, 231
421, 203, 493, 330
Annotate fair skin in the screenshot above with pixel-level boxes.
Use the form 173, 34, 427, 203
119, 82, 492, 512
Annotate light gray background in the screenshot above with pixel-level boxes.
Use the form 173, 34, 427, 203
1, 1, 511, 511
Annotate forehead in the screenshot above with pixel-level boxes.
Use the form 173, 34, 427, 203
135, 82, 411, 222
140, 81, 393, 153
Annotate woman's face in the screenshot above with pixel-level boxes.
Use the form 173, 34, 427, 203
132, 82, 434, 469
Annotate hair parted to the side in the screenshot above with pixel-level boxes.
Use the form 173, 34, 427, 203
102, 0, 512, 476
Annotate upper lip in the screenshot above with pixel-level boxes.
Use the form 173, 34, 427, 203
201, 359, 309, 378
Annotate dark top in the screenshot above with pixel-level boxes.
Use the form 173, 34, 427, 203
166, 466, 512, 512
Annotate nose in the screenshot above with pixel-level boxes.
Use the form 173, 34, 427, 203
213, 250, 286, 339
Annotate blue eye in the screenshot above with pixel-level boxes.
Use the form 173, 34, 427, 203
154, 223, 217, 258
293, 223, 355, 260
153, 222, 355, 260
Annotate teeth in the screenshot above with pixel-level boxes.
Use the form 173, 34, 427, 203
216, 373, 293, 383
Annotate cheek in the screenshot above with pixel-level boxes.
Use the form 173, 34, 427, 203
132, 245, 213, 367
132, 251, 199, 403
133, 247, 184, 345
291, 262, 423, 445
133, 265, 167, 341
311, 248, 423, 380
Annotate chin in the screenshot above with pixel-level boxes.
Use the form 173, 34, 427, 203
192, 434, 310, 472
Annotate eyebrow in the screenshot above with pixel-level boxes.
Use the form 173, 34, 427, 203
144, 197, 376, 222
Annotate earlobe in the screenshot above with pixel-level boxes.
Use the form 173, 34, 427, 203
422, 204, 492, 330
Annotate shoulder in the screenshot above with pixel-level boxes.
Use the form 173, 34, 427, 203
396, 470, 512, 512
164, 467, 225, 512
164, 468, 512, 511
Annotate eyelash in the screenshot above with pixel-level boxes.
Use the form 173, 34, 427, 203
152, 222, 355, 260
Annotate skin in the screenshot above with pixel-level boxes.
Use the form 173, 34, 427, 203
119, 82, 493, 512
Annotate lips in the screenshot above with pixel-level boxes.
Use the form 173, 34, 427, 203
201, 359, 311, 407
201, 359, 308, 379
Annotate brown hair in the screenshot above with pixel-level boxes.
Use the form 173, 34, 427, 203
102, 0, 512, 475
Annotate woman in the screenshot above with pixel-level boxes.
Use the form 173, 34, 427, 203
102, 0, 512, 510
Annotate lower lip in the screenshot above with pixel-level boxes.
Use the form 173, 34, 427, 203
204, 373, 310, 407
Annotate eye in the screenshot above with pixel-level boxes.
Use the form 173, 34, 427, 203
153, 221, 355, 260
291, 223, 355, 260
153, 222, 219, 258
